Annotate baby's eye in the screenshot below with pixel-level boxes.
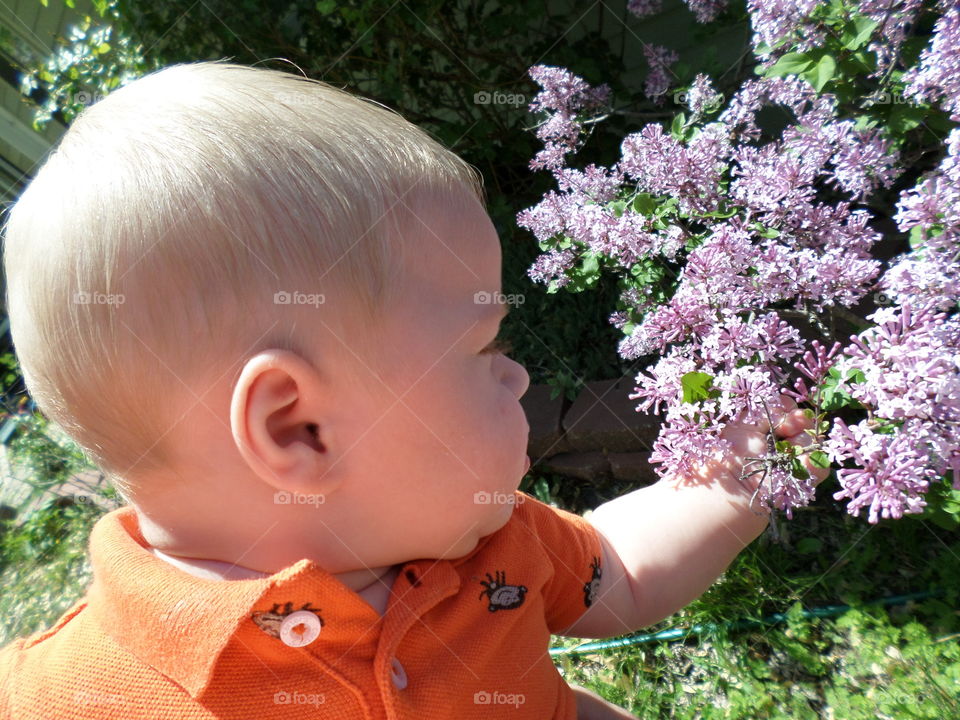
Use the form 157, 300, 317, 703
481, 337, 513, 355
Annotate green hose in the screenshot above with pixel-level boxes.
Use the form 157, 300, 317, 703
549, 589, 946, 656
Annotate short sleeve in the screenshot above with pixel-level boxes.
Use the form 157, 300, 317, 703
513, 492, 603, 634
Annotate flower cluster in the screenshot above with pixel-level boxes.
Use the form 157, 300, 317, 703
526, 65, 611, 172
520, 0, 959, 523
628, 0, 730, 23
904, 5, 960, 121
643, 44, 680, 103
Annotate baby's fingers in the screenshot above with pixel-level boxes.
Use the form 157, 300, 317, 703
784, 430, 830, 485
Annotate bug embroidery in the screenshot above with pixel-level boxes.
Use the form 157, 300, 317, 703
583, 556, 602, 608
478, 570, 527, 612
251, 601, 324, 639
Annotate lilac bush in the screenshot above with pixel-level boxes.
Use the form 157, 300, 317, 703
519, 0, 960, 524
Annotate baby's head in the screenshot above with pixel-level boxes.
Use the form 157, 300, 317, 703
2, 61, 530, 571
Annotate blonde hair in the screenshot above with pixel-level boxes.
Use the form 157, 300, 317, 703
2, 60, 484, 495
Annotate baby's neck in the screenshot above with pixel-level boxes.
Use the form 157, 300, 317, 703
148, 546, 398, 595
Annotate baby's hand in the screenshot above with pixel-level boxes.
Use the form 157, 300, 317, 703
711, 394, 830, 491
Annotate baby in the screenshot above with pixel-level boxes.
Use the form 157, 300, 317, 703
0, 61, 824, 719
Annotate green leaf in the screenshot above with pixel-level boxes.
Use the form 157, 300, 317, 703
805, 54, 836, 92
680, 371, 714, 404
95, 42, 111, 55
632, 193, 656, 216
670, 112, 687, 140
764, 52, 815, 78
581, 253, 599, 276
316, 0, 337, 13
777, 439, 795, 454
847, 16, 879, 51
909, 225, 926, 250
888, 104, 925, 133
791, 457, 810, 480
701, 205, 738, 219
809, 450, 830, 469
609, 199, 628, 218
796, 537, 822, 554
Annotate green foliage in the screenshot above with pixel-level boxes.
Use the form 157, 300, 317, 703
0, 497, 104, 646
19, 0, 645, 385
680, 370, 717, 404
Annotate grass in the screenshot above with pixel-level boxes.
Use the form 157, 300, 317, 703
0, 463, 957, 718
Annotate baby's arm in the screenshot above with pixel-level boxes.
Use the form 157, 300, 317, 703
558, 396, 828, 638
570, 684, 637, 719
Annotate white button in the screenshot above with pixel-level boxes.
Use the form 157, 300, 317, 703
389, 657, 407, 690
279, 610, 322, 647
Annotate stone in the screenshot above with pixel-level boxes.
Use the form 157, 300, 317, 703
562, 374, 662, 453
607, 451, 660, 486
520, 383, 573, 461
540, 451, 610, 482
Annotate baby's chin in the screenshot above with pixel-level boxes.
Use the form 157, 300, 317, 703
439, 503, 516, 559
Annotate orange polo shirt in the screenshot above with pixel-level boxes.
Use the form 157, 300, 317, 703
0, 491, 603, 719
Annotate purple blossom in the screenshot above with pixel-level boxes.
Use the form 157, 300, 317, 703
684, 0, 729, 23
519, 2, 960, 524
747, 0, 822, 56
628, 0, 728, 24
619, 122, 730, 216
627, 0, 662, 18
903, 6, 960, 120
685, 74, 724, 118
859, 1, 927, 77
527, 247, 576, 286
527, 65, 611, 171
826, 418, 941, 523
788, 340, 843, 404
643, 44, 680, 104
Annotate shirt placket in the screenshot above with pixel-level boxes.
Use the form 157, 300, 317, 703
372, 560, 462, 720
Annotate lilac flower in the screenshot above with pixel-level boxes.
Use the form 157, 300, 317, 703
619, 122, 730, 215
859, 0, 927, 78
630, 0, 729, 23
527, 65, 611, 171
527, 247, 577, 287
684, 0, 729, 23
685, 74, 724, 119
826, 418, 941, 523
788, 340, 843, 404
627, 0, 662, 19
903, 6, 960, 120
825, 123, 901, 201
519, 2, 960, 524
747, 0, 822, 56
649, 402, 731, 481
643, 44, 680, 104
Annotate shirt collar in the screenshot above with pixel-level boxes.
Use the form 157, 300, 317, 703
84, 505, 496, 697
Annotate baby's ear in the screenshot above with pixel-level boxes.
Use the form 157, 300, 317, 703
230, 349, 343, 497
